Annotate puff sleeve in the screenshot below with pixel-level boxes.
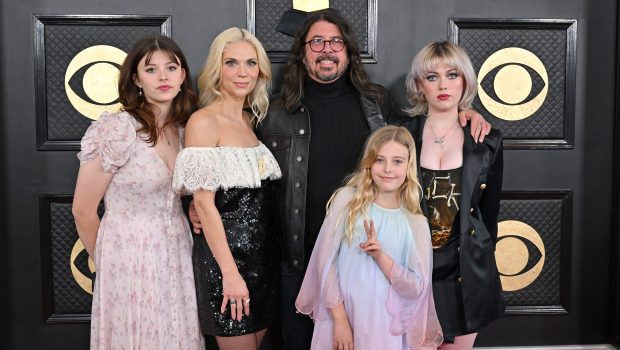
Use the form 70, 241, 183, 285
77, 111, 137, 173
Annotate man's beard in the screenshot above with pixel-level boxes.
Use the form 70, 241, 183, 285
309, 53, 346, 82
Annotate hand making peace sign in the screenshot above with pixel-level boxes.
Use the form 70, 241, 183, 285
360, 219, 383, 259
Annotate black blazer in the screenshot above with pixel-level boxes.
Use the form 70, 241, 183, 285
403, 115, 505, 334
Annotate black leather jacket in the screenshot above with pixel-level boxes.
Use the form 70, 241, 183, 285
256, 91, 394, 272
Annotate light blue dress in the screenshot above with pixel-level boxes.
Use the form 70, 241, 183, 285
296, 187, 443, 350
312, 203, 412, 349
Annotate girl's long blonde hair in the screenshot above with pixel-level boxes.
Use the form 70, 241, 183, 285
328, 125, 423, 243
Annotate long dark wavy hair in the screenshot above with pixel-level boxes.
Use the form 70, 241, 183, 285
118, 35, 198, 145
281, 9, 385, 111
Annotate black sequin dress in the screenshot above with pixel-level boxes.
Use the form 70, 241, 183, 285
173, 143, 282, 336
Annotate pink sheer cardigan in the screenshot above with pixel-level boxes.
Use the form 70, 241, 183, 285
295, 186, 443, 349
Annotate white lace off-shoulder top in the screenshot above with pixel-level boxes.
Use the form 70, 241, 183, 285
172, 143, 282, 194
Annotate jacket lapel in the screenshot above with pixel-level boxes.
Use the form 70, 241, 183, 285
412, 116, 429, 217
459, 125, 484, 234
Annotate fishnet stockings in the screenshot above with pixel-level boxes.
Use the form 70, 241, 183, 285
215, 328, 267, 350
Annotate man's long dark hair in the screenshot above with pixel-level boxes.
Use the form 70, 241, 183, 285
280, 9, 385, 111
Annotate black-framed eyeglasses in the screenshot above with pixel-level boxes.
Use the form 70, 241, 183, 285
305, 38, 345, 53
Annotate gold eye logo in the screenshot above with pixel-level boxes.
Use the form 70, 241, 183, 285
70, 239, 96, 295
65, 45, 126, 120
494, 220, 545, 291
478, 47, 548, 121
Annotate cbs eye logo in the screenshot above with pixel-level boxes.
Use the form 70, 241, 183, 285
478, 47, 549, 121
494, 220, 545, 291
70, 239, 95, 295
65, 45, 127, 120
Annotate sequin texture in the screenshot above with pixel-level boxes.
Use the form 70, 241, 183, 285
193, 180, 280, 336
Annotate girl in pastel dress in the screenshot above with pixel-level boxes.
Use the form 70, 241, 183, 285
72, 36, 204, 349
296, 125, 443, 350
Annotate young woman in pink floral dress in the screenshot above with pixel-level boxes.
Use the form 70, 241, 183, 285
72, 36, 204, 349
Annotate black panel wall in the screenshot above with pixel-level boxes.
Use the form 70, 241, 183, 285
611, 1, 620, 346
0, 1, 8, 348
1, 0, 618, 349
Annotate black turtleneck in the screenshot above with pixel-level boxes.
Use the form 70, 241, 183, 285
302, 75, 370, 259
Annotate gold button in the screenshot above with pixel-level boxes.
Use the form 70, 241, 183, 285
470, 208, 474, 213
294, 209, 300, 214
470, 229, 475, 235
295, 182, 301, 188
458, 277, 463, 282
299, 129, 305, 135
296, 156, 302, 162
480, 183, 487, 189
272, 141, 278, 147
293, 235, 298, 241
300, 107, 305, 112
457, 246, 460, 252
293, 259, 299, 266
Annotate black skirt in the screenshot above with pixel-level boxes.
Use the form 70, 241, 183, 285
193, 181, 280, 336
432, 232, 467, 342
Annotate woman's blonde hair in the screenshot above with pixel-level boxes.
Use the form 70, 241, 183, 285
197, 27, 272, 122
404, 41, 477, 116
329, 125, 423, 243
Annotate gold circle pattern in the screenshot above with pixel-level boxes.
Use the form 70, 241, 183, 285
70, 239, 96, 295
64, 45, 126, 120
494, 65, 532, 105
495, 220, 545, 291
478, 47, 548, 121
495, 236, 529, 275
82, 62, 121, 104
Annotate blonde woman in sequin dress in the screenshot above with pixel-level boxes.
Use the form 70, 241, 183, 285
172, 28, 280, 350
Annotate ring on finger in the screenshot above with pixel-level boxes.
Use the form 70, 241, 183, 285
243, 298, 250, 304
230, 298, 237, 305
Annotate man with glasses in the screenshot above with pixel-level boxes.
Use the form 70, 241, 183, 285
257, 9, 394, 349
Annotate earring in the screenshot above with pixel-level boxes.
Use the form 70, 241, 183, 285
138, 87, 143, 96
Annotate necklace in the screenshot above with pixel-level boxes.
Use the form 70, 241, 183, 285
427, 119, 458, 148
158, 125, 171, 146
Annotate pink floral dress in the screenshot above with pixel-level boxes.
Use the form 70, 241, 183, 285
77, 111, 204, 349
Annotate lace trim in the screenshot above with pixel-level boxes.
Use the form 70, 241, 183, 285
172, 143, 281, 194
